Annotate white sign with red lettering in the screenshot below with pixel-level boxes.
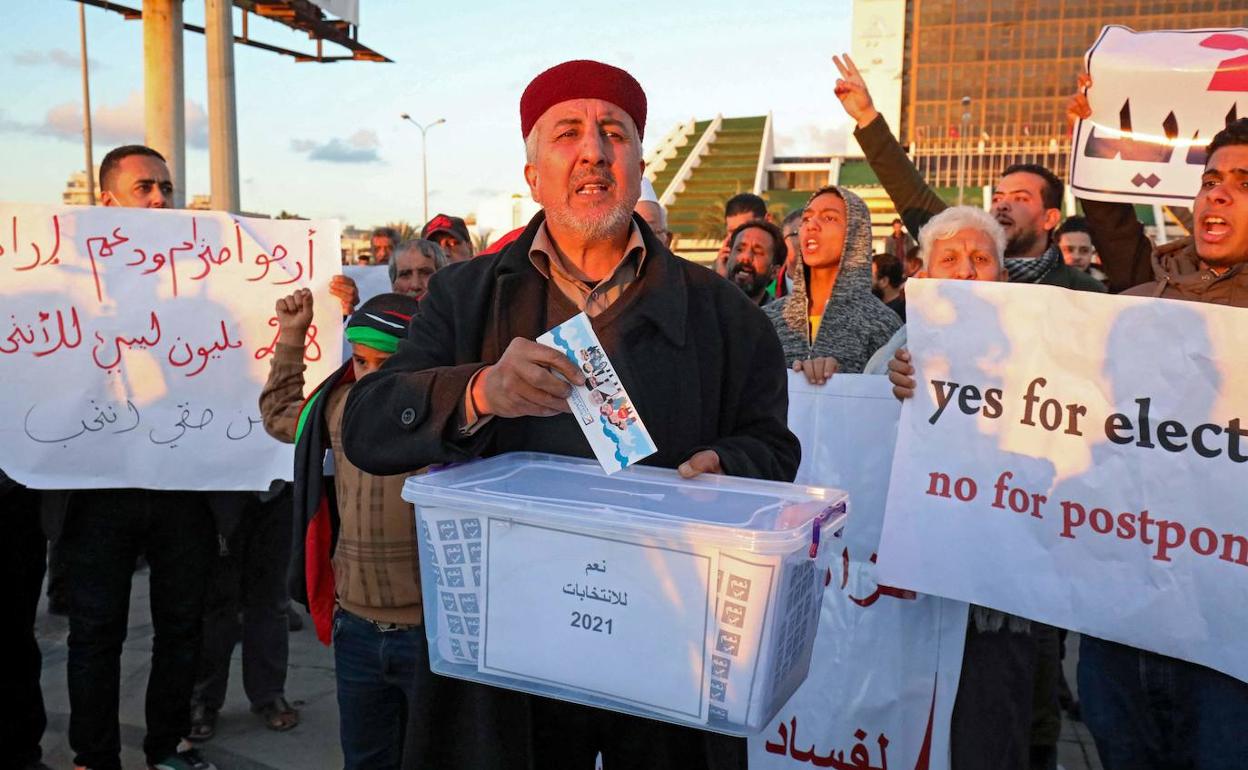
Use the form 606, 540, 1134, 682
879, 280, 1248, 683
749, 375, 967, 770
1070, 25, 1248, 205
0, 203, 342, 490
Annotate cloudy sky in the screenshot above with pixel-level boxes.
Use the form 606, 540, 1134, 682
1, 0, 852, 228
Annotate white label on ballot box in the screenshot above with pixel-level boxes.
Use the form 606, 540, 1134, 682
481, 518, 716, 722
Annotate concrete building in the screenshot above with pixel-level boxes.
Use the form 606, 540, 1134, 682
62, 170, 98, 207
644, 116, 892, 262
852, 0, 1244, 189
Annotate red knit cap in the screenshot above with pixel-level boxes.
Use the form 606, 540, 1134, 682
520, 60, 647, 141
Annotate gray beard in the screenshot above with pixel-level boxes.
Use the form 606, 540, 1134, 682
546, 201, 635, 243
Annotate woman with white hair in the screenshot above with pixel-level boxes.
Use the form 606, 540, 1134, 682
862, 205, 1007, 374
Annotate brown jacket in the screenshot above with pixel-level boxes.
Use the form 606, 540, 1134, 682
1122, 236, 1248, 306
259, 344, 422, 626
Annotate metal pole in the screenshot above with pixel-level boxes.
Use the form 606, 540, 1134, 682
206, 0, 240, 212
143, 0, 186, 207
956, 139, 965, 206
957, 96, 971, 207
401, 115, 445, 224
79, 2, 96, 204
1152, 204, 1169, 245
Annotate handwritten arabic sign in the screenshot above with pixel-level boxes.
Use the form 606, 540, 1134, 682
750, 375, 966, 770
878, 280, 1248, 683
0, 202, 342, 490
1070, 25, 1248, 205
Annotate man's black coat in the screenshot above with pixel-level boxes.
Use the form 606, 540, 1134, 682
341, 211, 800, 483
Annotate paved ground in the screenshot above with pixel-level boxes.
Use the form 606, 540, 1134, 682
36, 570, 342, 770
34, 571, 1102, 769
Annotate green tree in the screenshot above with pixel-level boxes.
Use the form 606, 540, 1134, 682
384, 221, 420, 242
692, 191, 791, 240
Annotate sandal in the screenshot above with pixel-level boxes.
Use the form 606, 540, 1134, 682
252, 696, 300, 732
188, 702, 217, 742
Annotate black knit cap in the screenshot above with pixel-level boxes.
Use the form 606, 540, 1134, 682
345, 292, 419, 353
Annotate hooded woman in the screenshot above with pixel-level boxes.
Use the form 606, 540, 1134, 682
764, 185, 901, 383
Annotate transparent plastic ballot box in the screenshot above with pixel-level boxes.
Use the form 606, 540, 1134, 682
402, 452, 848, 736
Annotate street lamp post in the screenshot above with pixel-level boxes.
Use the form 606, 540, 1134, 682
957, 95, 972, 207
400, 114, 446, 225
78, 2, 96, 205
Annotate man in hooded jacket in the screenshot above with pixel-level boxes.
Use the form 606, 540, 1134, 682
764, 185, 901, 378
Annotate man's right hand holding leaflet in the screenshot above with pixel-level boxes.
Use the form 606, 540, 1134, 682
470, 338, 586, 419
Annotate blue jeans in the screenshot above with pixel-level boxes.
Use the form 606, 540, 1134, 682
1079, 635, 1248, 769
333, 608, 432, 770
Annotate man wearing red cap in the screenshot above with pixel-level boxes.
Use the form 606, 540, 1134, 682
421, 214, 475, 263
343, 59, 797, 770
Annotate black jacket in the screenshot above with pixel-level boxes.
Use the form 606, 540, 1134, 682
1079, 198, 1179, 294
341, 211, 800, 483
339, 210, 798, 770
40, 488, 260, 543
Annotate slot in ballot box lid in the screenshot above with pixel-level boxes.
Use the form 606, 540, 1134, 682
403, 452, 847, 553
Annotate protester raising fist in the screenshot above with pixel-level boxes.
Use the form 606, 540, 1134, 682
832, 53, 880, 129
274, 288, 314, 348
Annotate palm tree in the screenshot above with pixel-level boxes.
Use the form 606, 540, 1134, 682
384, 221, 420, 242
693, 193, 792, 240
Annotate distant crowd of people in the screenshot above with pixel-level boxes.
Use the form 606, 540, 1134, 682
6, 45, 1246, 770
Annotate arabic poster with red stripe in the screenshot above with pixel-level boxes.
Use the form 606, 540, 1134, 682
749, 375, 967, 770
0, 202, 342, 490
1070, 25, 1248, 206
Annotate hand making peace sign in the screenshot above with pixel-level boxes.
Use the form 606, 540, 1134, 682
833, 53, 881, 130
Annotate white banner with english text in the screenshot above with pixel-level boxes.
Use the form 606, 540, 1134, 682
0, 203, 342, 491
879, 280, 1248, 683
1070, 25, 1248, 206
750, 375, 967, 770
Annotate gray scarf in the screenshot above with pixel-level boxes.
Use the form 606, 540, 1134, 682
1005, 242, 1061, 284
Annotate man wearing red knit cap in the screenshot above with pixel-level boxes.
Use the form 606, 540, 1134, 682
343, 59, 798, 770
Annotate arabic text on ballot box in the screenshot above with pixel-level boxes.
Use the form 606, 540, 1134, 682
403, 453, 848, 735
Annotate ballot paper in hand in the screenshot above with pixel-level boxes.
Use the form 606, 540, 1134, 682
537, 313, 656, 474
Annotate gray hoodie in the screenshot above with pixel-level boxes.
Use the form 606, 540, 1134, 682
763, 187, 901, 373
